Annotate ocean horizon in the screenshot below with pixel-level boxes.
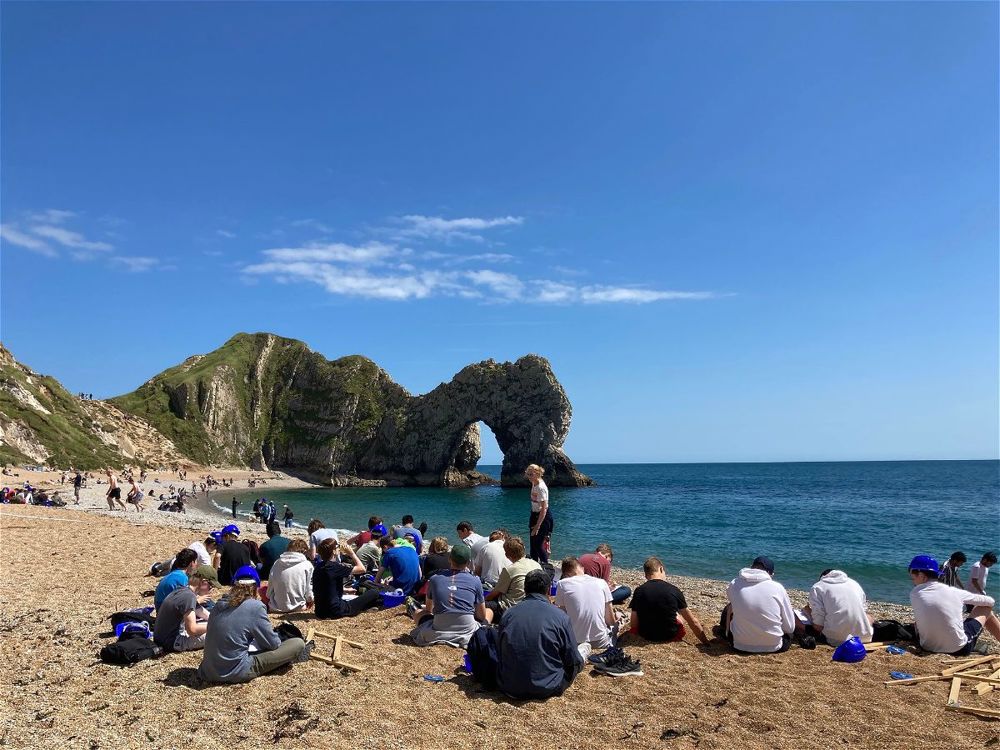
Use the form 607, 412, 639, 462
201, 459, 999, 605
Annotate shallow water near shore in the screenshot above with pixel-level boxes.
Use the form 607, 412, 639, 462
201, 460, 998, 604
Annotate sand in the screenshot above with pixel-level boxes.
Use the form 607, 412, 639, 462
1, 489, 997, 749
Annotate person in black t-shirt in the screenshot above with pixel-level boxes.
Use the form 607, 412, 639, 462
628, 557, 710, 644
217, 528, 252, 585
313, 538, 381, 619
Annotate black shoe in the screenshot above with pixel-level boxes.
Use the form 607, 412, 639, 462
588, 647, 623, 666
594, 653, 643, 677
799, 635, 817, 650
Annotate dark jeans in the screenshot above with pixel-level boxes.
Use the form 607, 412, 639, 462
611, 586, 632, 604
320, 588, 382, 619
528, 510, 553, 563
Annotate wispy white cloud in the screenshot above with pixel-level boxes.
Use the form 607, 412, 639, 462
392, 214, 523, 243
215, 229, 237, 239
30, 225, 113, 251
578, 286, 716, 304
291, 218, 335, 233
261, 242, 399, 265
28, 209, 77, 224
110, 256, 160, 273
1, 224, 56, 256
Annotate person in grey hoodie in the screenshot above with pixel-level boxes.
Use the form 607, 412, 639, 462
197, 566, 305, 684
266, 539, 314, 613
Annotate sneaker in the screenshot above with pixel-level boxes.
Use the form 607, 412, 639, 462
405, 596, 420, 618
594, 653, 643, 677
588, 646, 623, 666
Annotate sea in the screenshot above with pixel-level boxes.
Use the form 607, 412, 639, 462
204, 460, 999, 604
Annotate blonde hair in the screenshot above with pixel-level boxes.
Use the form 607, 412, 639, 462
288, 538, 309, 555
525, 464, 545, 478
226, 582, 259, 609
430, 536, 449, 554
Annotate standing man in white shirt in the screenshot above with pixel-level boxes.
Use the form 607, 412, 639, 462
909, 554, 1000, 655
967, 551, 997, 597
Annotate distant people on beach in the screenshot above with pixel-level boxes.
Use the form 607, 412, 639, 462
72, 471, 82, 504
283, 504, 294, 528
939, 551, 966, 588
231, 497, 239, 518
105, 469, 126, 510
525, 464, 552, 563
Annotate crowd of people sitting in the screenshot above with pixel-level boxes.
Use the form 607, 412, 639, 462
131, 504, 999, 698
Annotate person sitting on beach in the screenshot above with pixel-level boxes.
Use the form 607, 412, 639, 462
259, 521, 290, 580
496, 570, 583, 700
579, 543, 632, 605
408, 544, 487, 648
474, 529, 510, 590
908, 555, 1000, 655
554, 556, 616, 657
154, 548, 200, 610
355, 527, 384, 573
377, 537, 422, 595
153, 565, 221, 652
628, 557, 709, 645
266, 539, 314, 613
967, 551, 997, 597
347, 516, 383, 547
197, 566, 306, 684
217, 525, 251, 586
307, 519, 337, 560
939, 551, 966, 589
391, 515, 423, 551
721, 556, 797, 653
313, 537, 381, 618
456, 521, 488, 563
805, 569, 873, 646
484, 536, 541, 620
416, 536, 452, 599
187, 536, 217, 568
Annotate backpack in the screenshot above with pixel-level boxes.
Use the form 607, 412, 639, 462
466, 626, 499, 689
242, 539, 261, 565
872, 619, 917, 643
110, 607, 155, 629
100, 635, 163, 665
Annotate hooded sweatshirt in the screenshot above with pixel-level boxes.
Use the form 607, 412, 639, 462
266, 551, 314, 613
808, 570, 872, 646
727, 568, 796, 653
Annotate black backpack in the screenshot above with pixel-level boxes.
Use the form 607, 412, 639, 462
100, 634, 163, 666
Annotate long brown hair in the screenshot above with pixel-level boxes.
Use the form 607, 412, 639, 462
226, 582, 259, 609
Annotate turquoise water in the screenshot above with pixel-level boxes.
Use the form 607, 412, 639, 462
207, 460, 999, 604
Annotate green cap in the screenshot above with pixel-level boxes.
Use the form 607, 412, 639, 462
450, 544, 472, 565
192, 564, 222, 589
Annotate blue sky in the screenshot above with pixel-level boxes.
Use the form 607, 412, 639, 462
2, 2, 997, 464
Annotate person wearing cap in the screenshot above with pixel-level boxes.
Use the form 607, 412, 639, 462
722, 556, 797, 654
259, 521, 290, 580
217, 525, 251, 586
908, 554, 1000, 655
496, 569, 583, 700
408, 544, 487, 648
154, 548, 200, 610
313, 537, 381, 618
347, 516, 383, 547
266, 539, 314, 613
805, 569, 874, 647
197, 565, 306, 684
153, 565, 221, 652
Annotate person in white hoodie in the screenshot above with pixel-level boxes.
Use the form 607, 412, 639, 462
266, 539, 314, 613
806, 569, 873, 646
723, 556, 797, 654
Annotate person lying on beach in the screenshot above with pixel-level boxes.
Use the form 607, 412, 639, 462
313, 537, 381, 619
376, 536, 422, 595
719, 556, 797, 653
408, 544, 486, 648
187, 536, 217, 567
496, 570, 583, 700
266, 539, 314, 614
579, 543, 632, 605
628, 556, 709, 645
908, 554, 1000, 655
197, 566, 306, 684
347, 516, 383, 547
484, 536, 541, 621
307, 519, 337, 561
554, 556, 616, 657
154, 549, 200, 610
355, 527, 384, 573
259, 521, 290, 580
804, 569, 873, 646
474, 529, 510, 590
217, 525, 251, 586
153, 565, 221, 652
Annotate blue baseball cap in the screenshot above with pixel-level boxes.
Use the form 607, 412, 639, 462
908, 555, 940, 576
232, 565, 260, 586
222, 524, 240, 537
371, 524, 388, 536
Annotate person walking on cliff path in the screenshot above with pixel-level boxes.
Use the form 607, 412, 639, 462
525, 464, 553, 564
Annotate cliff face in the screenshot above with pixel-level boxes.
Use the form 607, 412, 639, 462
0, 345, 184, 470
112, 332, 591, 487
